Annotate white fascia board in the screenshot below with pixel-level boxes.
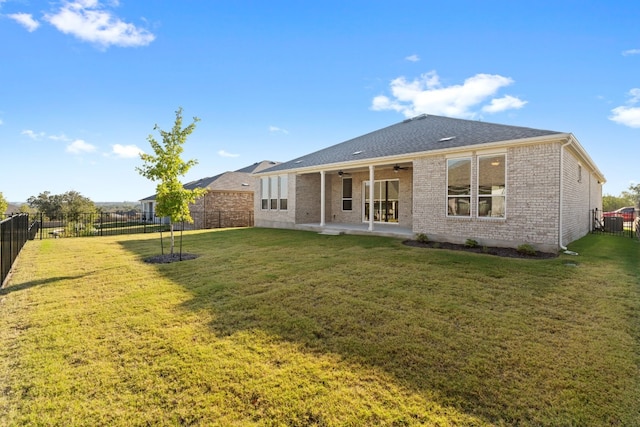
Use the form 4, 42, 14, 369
565, 134, 606, 183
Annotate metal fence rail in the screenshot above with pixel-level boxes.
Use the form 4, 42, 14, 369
28, 211, 253, 240
1, 214, 33, 286
591, 209, 638, 238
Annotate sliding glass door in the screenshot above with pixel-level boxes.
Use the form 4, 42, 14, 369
363, 180, 399, 223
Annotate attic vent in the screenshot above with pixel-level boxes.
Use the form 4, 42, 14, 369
438, 136, 456, 142
352, 150, 363, 155
415, 114, 427, 120
294, 160, 303, 164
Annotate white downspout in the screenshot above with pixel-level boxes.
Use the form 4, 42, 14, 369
320, 170, 326, 227
559, 140, 572, 251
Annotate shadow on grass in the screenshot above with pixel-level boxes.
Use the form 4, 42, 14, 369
1, 274, 90, 296
120, 228, 637, 425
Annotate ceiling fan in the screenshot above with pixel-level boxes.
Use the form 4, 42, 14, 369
393, 164, 408, 172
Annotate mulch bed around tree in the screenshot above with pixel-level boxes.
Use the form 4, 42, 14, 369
403, 240, 558, 259
144, 253, 200, 264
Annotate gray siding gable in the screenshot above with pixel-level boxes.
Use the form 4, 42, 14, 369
262, 114, 563, 173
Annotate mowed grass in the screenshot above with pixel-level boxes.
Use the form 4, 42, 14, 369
0, 228, 638, 426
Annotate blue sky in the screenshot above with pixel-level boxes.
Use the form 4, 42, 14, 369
1, 0, 638, 202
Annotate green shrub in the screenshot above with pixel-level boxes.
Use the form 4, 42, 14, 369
416, 233, 429, 243
465, 239, 479, 248
517, 243, 537, 256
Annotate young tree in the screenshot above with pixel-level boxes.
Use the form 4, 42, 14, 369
0, 192, 8, 216
136, 108, 205, 255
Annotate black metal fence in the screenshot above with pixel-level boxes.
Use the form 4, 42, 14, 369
26, 211, 253, 240
591, 208, 638, 238
29, 212, 170, 240
1, 214, 37, 286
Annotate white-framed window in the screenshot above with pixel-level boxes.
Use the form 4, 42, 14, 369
447, 158, 471, 217
261, 178, 269, 210
342, 177, 352, 211
270, 177, 280, 210
578, 164, 582, 183
279, 175, 288, 210
261, 176, 288, 211
477, 154, 505, 218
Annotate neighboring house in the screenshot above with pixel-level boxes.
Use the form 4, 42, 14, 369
254, 114, 605, 252
3, 203, 21, 215
140, 160, 278, 228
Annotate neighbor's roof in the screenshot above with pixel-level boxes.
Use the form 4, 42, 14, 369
140, 160, 278, 201
259, 114, 565, 174
234, 160, 280, 173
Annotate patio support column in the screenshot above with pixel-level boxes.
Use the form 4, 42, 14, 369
320, 170, 326, 227
368, 165, 375, 231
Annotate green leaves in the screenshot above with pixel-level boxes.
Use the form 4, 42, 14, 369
136, 108, 203, 252
0, 192, 8, 215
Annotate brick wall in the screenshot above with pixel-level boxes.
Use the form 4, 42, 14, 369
561, 147, 603, 246
190, 191, 253, 228
413, 142, 563, 252
253, 140, 601, 252
330, 168, 412, 227
254, 173, 297, 228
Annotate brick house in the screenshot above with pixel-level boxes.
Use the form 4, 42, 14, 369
141, 160, 277, 228
254, 115, 605, 252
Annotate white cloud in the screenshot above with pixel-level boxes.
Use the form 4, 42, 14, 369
609, 88, 640, 128
269, 125, 289, 134
21, 129, 46, 140
482, 95, 527, 113
112, 143, 143, 158
8, 13, 40, 32
48, 134, 70, 141
405, 54, 420, 62
610, 106, 640, 128
66, 139, 97, 153
622, 49, 640, 56
218, 150, 239, 158
371, 71, 526, 119
44, 0, 155, 48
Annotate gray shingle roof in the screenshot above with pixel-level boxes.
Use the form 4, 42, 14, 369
261, 114, 564, 173
234, 160, 280, 173
140, 161, 277, 201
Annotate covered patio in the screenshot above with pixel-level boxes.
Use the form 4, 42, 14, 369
295, 222, 414, 239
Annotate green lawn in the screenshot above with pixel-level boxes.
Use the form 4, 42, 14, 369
1, 229, 638, 426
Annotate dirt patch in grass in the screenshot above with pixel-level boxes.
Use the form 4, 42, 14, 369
403, 240, 558, 259
144, 253, 199, 264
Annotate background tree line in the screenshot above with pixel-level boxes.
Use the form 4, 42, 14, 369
1, 190, 141, 219
603, 183, 640, 212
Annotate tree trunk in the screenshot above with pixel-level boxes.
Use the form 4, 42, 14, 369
169, 222, 175, 254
